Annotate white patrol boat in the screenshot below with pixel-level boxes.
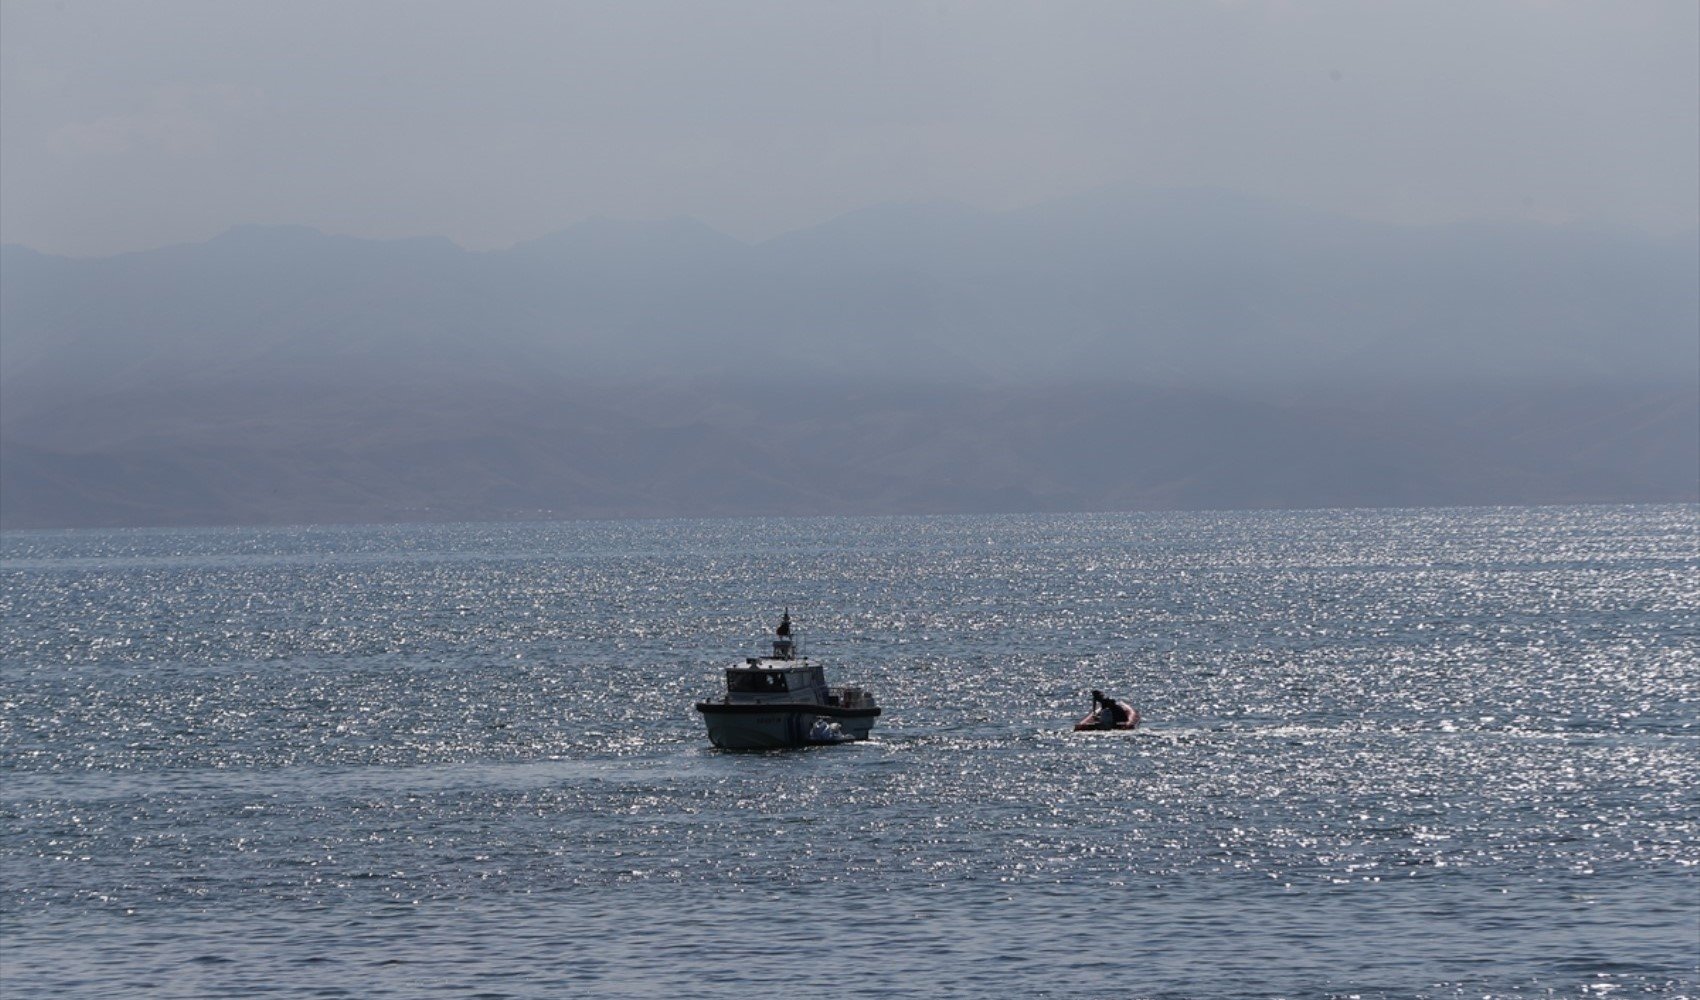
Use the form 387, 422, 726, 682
694, 612, 880, 749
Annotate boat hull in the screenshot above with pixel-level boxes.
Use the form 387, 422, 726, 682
695, 702, 880, 749
1073, 706, 1141, 731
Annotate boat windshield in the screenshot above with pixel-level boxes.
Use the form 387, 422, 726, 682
727, 670, 790, 693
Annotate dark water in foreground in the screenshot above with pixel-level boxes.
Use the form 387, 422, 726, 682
2, 506, 1696, 999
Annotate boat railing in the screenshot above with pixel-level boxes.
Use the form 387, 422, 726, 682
830, 686, 875, 709
752, 634, 807, 660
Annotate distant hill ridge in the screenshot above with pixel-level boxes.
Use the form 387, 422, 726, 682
2, 188, 1695, 527
5, 188, 1695, 392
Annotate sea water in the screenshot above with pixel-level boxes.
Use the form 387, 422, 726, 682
2, 506, 1696, 999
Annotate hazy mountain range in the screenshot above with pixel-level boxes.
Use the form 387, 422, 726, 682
2, 189, 1695, 528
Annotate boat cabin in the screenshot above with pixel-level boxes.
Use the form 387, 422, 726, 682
718, 610, 837, 704
723, 660, 829, 704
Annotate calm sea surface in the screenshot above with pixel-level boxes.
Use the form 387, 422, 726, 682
2, 506, 1696, 999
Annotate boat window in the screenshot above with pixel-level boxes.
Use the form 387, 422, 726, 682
727, 670, 789, 693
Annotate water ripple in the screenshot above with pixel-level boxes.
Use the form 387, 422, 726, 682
3, 505, 1696, 998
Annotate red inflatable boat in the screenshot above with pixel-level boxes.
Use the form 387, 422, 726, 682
1073, 702, 1140, 731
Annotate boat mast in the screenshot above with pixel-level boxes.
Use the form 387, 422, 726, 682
773, 608, 795, 659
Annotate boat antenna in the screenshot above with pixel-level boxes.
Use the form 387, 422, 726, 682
776, 608, 791, 637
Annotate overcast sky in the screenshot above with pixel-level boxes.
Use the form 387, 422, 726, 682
2, 0, 1695, 257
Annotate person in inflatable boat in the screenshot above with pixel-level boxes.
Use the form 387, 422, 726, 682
1089, 689, 1131, 729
